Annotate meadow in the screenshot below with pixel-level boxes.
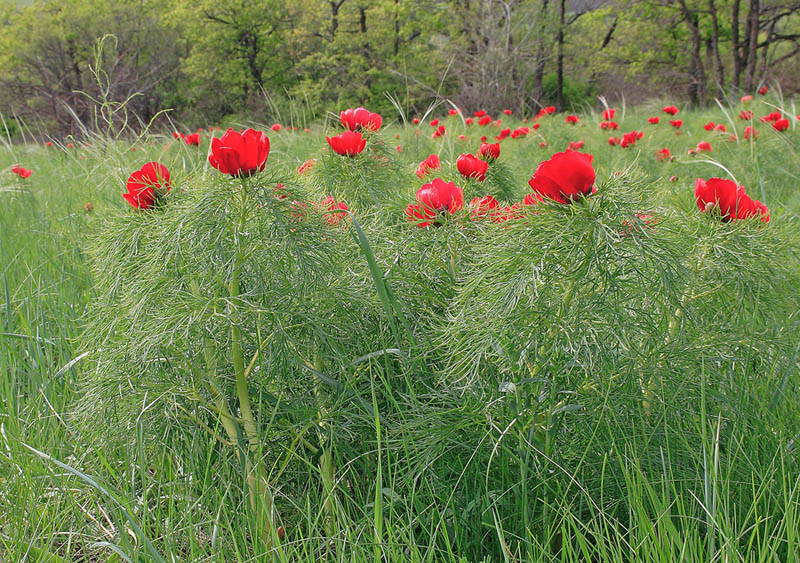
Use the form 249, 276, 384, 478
1, 95, 800, 562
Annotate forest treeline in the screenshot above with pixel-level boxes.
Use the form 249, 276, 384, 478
0, 0, 798, 134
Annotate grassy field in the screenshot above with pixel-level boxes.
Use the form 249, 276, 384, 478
1, 97, 800, 562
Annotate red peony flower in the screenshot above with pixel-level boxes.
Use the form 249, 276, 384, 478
503, 109, 512, 115
565, 115, 580, 124
184, 133, 201, 146
465, 117, 474, 125
209, 128, 270, 177
405, 203, 438, 227
608, 137, 620, 146
457, 153, 489, 181
298, 159, 316, 175
326, 130, 367, 156
122, 162, 170, 209
703, 122, 715, 131
458, 134, 468, 141
567, 140, 584, 150
415, 177, 463, 215
46, 141, 53, 147
662, 105, 680, 116
511, 127, 529, 138
656, 148, 671, 161
695, 177, 769, 222
432, 125, 446, 139
479, 142, 500, 162
539, 141, 547, 148
741, 95, 752, 103
739, 110, 754, 120
714, 124, 727, 132
478, 115, 492, 126
474, 110, 486, 117
449, 109, 460, 116
669, 120, 683, 128
11, 165, 33, 178
430, 118, 439, 127
340, 107, 382, 131
603, 108, 616, 120
648, 116, 660, 124
773, 118, 790, 131
469, 195, 499, 220
696, 141, 712, 152
744, 125, 758, 139
528, 150, 595, 204
758, 85, 769, 95
271, 123, 282, 131
495, 128, 511, 141
412, 117, 420, 125
523, 192, 543, 206
319, 196, 349, 225
416, 154, 441, 178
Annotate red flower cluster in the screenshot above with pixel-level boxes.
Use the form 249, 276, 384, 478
478, 116, 492, 126
340, 107, 382, 132
528, 150, 596, 204
744, 125, 758, 139
406, 178, 463, 227
457, 153, 488, 181
565, 115, 580, 124
297, 159, 316, 175
620, 130, 644, 148
696, 141, 712, 153
758, 85, 769, 95
122, 162, 170, 209
567, 140, 584, 150
739, 110, 754, 120
662, 105, 680, 116
184, 133, 201, 146
648, 116, 660, 124
656, 148, 671, 162
432, 125, 446, 139
11, 164, 33, 178
772, 118, 790, 132
603, 108, 616, 120
327, 130, 366, 156
760, 111, 782, 123
479, 142, 500, 162
534, 106, 556, 119
415, 154, 441, 178
669, 120, 683, 128
695, 177, 769, 222
600, 121, 619, 130
209, 128, 270, 176
495, 128, 511, 141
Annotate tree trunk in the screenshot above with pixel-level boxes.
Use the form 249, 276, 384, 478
731, 0, 742, 89
532, 0, 549, 103
556, 0, 565, 109
744, 0, 759, 91
708, 0, 726, 96
678, 0, 707, 105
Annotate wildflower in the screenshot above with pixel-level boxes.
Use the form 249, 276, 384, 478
495, 128, 511, 141
739, 110, 754, 120
208, 129, 270, 177
703, 122, 715, 131
457, 153, 488, 181
416, 154, 441, 178
741, 95, 752, 103
319, 196, 349, 225
469, 195, 499, 220
122, 162, 170, 209
662, 105, 679, 116
432, 125, 446, 139
670, 120, 682, 128
474, 110, 486, 117
656, 148, 671, 161
565, 115, 580, 124
744, 126, 758, 139
271, 123, 282, 131
479, 142, 500, 162
773, 118, 790, 132
503, 109, 512, 115
340, 107, 382, 131
567, 140, 584, 150
608, 137, 620, 146
430, 119, 439, 127
297, 159, 316, 175
184, 133, 201, 146
648, 116, 660, 124
326, 131, 366, 156
603, 108, 616, 120
11, 165, 33, 178
758, 85, 769, 95
695, 177, 769, 222
528, 150, 595, 204
478, 116, 492, 126
465, 117, 474, 125
696, 141, 712, 152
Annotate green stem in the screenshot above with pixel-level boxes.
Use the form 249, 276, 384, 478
229, 183, 275, 533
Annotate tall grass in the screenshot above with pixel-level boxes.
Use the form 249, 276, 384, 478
1, 96, 799, 561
